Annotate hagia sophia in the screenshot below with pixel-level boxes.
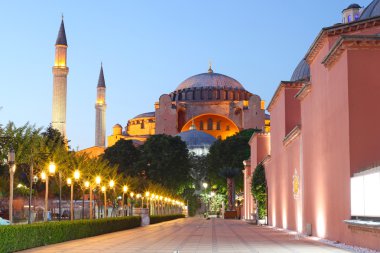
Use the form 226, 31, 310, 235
50, 0, 380, 251
108, 65, 270, 151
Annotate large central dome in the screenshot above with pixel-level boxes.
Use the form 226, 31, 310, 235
176, 68, 245, 91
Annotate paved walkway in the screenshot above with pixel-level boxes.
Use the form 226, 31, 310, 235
22, 218, 351, 253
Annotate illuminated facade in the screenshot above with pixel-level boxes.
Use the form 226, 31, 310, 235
244, 1, 380, 251
109, 65, 268, 146
52, 19, 69, 137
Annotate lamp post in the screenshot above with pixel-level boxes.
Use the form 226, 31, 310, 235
145, 191, 150, 213
109, 180, 115, 217
91, 175, 101, 219
8, 147, 15, 224
101, 186, 106, 218
83, 181, 90, 219
130, 192, 134, 215
202, 182, 209, 218
67, 170, 81, 221
42, 162, 56, 222
122, 185, 128, 216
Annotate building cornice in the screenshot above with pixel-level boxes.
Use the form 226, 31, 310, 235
322, 35, 380, 68
295, 82, 312, 101
267, 82, 303, 112
261, 155, 271, 165
305, 16, 380, 65
248, 131, 270, 145
283, 125, 301, 147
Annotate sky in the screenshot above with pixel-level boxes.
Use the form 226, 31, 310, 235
0, 0, 373, 150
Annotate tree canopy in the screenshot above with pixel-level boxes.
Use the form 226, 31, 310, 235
206, 129, 258, 191
103, 139, 140, 176
138, 134, 191, 193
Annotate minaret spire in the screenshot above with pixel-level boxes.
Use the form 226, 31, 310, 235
97, 63, 106, 88
52, 17, 69, 138
56, 17, 67, 46
95, 63, 107, 147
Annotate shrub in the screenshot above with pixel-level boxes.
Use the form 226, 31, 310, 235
149, 214, 185, 224
0, 216, 141, 253
251, 163, 267, 219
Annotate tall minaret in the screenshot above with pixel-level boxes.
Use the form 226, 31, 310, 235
95, 64, 106, 147
52, 17, 69, 137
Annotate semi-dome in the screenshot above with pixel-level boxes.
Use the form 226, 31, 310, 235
290, 59, 310, 82
360, 0, 380, 20
176, 69, 245, 91
177, 129, 216, 156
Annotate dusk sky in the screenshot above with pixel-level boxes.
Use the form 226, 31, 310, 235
0, 1, 372, 150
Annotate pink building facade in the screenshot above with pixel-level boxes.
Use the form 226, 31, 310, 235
244, 1, 380, 250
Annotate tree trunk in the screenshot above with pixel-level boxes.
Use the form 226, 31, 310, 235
227, 177, 235, 211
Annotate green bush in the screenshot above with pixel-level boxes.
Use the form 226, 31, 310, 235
251, 163, 267, 219
0, 216, 141, 253
150, 214, 185, 224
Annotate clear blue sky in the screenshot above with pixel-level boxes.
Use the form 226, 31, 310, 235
0, 0, 372, 150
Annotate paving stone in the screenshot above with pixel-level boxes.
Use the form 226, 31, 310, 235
21, 218, 351, 253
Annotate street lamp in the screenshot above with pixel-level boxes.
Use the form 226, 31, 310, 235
122, 185, 128, 216
68, 170, 80, 221
90, 176, 101, 219
130, 192, 135, 215
83, 181, 90, 219
101, 185, 107, 218
145, 191, 150, 211
42, 162, 56, 222
8, 147, 15, 224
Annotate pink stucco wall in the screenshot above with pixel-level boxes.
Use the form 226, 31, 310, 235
246, 21, 380, 251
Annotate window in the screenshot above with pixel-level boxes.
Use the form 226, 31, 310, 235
141, 121, 145, 129
226, 125, 230, 131
348, 15, 351, 23
207, 118, 213, 130
216, 121, 221, 130
351, 167, 380, 217
199, 121, 204, 130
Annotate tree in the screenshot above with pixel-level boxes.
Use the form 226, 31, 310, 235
103, 140, 140, 176
207, 129, 259, 191
219, 167, 240, 211
251, 163, 267, 219
138, 134, 191, 193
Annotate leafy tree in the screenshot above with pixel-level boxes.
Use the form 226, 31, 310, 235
251, 163, 267, 219
207, 129, 259, 191
103, 140, 140, 176
138, 134, 191, 193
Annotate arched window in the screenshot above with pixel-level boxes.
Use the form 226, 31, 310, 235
216, 121, 221, 130
141, 121, 145, 129
207, 118, 213, 130
199, 121, 204, 130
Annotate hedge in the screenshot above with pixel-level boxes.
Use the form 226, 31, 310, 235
149, 214, 185, 224
0, 216, 141, 253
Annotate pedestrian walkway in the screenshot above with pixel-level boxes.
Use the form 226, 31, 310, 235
22, 218, 351, 253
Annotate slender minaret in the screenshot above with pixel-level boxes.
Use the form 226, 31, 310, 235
95, 64, 107, 147
52, 17, 69, 137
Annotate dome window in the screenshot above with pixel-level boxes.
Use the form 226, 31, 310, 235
207, 118, 213, 130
